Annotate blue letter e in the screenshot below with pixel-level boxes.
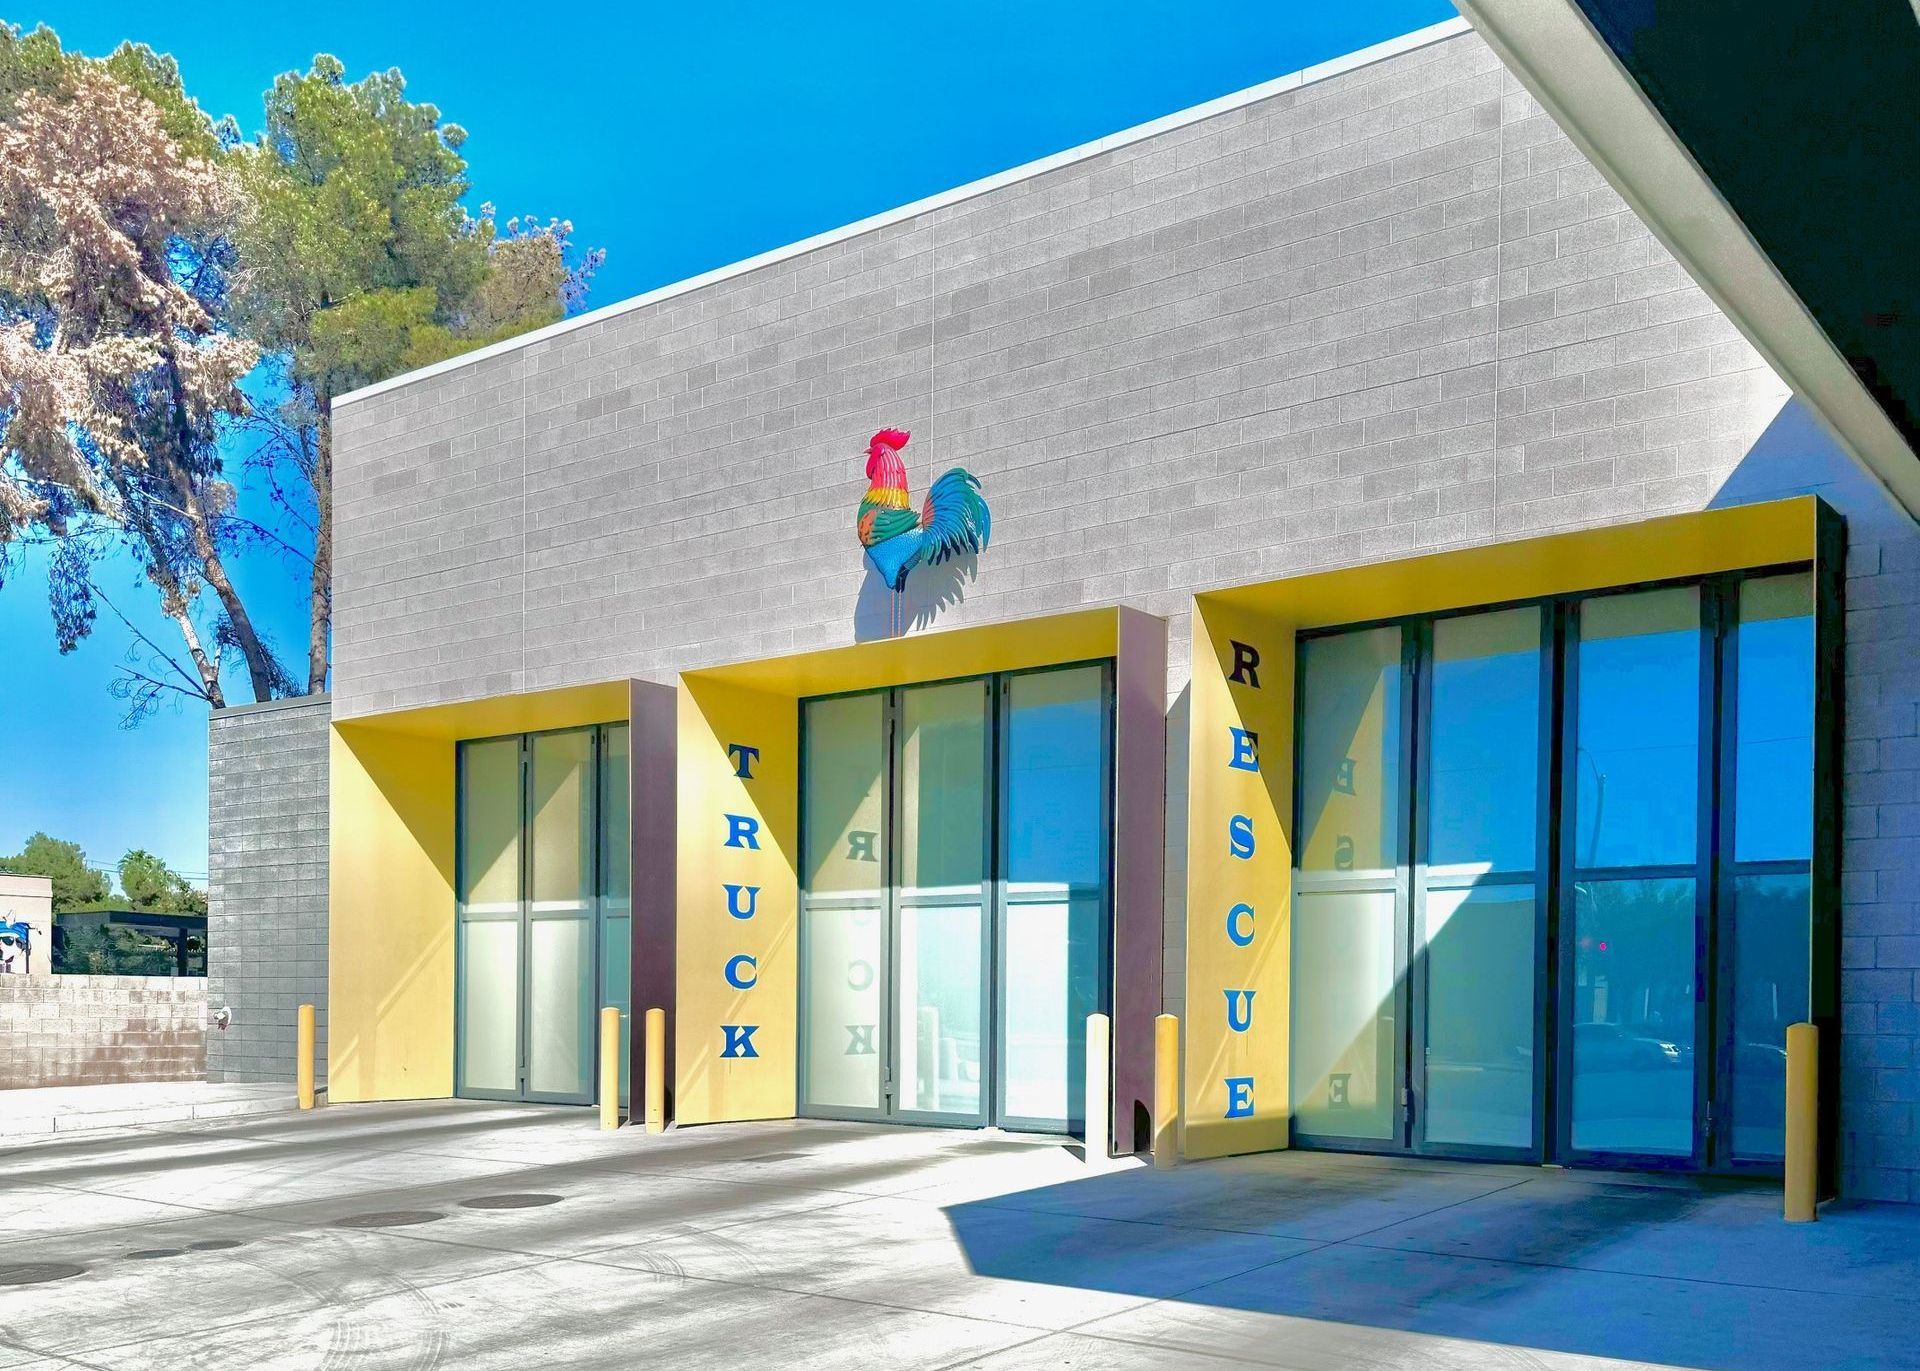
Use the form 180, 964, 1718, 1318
1225, 1076, 1254, 1119
1228, 727, 1259, 772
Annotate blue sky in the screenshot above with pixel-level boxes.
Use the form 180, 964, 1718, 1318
0, 0, 1452, 883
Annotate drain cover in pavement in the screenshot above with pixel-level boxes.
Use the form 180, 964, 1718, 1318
0, 1263, 85, 1286
333, 1210, 444, 1229
187, 1239, 245, 1251
459, 1193, 563, 1210
125, 1250, 183, 1260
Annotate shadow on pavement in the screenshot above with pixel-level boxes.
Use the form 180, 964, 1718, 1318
942, 1150, 1920, 1371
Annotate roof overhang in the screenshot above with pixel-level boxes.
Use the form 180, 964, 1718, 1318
1457, 0, 1920, 519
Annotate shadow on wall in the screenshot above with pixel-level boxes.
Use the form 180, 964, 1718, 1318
940, 1155, 1918, 1370
1709, 396, 1911, 534
852, 555, 978, 642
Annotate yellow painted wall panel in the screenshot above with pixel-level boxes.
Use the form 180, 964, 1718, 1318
327, 725, 456, 1103
674, 677, 800, 1123
1183, 601, 1294, 1160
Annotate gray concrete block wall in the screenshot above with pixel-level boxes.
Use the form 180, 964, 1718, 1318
1841, 520, 1920, 1201
324, 26, 1920, 1194
0, 976, 206, 1088
331, 30, 1806, 715
206, 695, 330, 1085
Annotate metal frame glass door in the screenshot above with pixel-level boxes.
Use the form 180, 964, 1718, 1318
456, 724, 620, 1106
799, 663, 1115, 1133
1291, 566, 1818, 1177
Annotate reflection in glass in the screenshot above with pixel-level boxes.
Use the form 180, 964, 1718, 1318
1735, 574, 1815, 863
1292, 889, 1397, 1140
1430, 610, 1540, 872
1002, 667, 1107, 1129
600, 724, 631, 1104
897, 682, 987, 1118
1575, 589, 1700, 869
1422, 885, 1534, 1149
1729, 872, 1811, 1160
1299, 628, 1402, 872
1570, 878, 1696, 1156
897, 903, 982, 1116
802, 694, 886, 1112
804, 695, 886, 895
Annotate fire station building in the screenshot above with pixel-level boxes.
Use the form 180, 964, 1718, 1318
205, 11, 1920, 1202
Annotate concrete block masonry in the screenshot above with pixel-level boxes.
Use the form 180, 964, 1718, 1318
0, 975, 206, 1090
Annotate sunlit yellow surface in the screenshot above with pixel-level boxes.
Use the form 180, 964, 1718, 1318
327, 681, 630, 1103
675, 608, 1128, 1125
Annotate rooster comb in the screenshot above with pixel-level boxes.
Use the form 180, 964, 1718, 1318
869, 428, 911, 454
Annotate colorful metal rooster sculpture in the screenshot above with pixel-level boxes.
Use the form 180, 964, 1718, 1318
857, 428, 991, 637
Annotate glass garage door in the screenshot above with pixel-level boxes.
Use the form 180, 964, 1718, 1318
799, 665, 1112, 1133
456, 724, 630, 1105
1290, 571, 1816, 1175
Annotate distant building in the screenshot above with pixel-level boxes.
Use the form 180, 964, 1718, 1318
53, 910, 207, 978
0, 874, 52, 979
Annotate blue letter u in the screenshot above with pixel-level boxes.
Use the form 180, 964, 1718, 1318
1224, 989, 1255, 1033
723, 884, 760, 919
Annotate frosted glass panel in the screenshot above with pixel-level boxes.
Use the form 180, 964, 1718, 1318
1570, 878, 1697, 1156
1422, 885, 1534, 1148
1299, 629, 1402, 872
459, 919, 519, 1094
1575, 590, 1700, 869
1292, 888, 1397, 1139
461, 738, 520, 909
528, 916, 593, 1098
803, 902, 883, 1110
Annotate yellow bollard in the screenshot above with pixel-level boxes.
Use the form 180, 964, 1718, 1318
1085, 1012, 1111, 1166
1153, 1013, 1179, 1169
644, 1007, 667, 1135
599, 1007, 622, 1130
1785, 1021, 1818, 1222
296, 1003, 315, 1110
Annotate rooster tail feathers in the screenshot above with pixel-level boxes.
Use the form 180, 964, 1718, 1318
918, 467, 991, 565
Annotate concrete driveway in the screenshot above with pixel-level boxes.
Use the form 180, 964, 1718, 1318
0, 1101, 1913, 1370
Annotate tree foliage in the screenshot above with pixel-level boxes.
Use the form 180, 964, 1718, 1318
118, 846, 206, 913
0, 830, 109, 911
230, 58, 604, 695
0, 25, 602, 716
